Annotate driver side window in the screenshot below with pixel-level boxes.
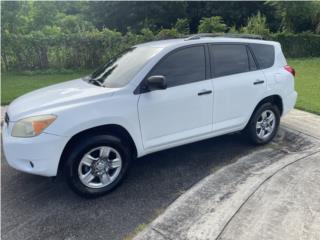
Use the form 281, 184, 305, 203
150, 45, 206, 87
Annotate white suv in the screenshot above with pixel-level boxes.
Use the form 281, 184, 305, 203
2, 35, 297, 197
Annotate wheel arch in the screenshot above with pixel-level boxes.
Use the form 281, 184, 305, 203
57, 124, 137, 176
245, 94, 283, 129
254, 95, 283, 115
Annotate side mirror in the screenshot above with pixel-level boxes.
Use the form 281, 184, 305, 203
146, 75, 167, 91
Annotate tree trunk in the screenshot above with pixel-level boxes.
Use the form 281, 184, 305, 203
39, 47, 49, 69
1, 50, 9, 71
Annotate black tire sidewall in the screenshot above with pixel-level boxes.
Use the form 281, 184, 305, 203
248, 102, 280, 144
65, 135, 131, 198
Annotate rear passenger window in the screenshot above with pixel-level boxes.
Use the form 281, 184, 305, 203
249, 43, 275, 69
150, 46, 206, 87
211, 44, 249, 77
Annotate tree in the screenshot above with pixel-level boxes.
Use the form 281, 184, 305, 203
2, 1, 319, 71
228, 26, 238, 34
241, 11, 270, 37
156, 28, 180, 40
175, 18, 190, 35
186, 1, 277, 33
56, 14, 95, 33
267, 1, 320, 33
198, 16, 227, 33
84, 2, 187, 32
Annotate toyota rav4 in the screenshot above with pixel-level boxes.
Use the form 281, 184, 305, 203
2, 35, 297, 197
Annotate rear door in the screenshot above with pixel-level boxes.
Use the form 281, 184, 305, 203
209, 43, 266, 131
137, 45, 214, 149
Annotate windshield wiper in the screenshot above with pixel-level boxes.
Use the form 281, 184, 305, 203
88, 78, 105, 87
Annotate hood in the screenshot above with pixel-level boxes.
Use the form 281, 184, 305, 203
7, 79, 117, 121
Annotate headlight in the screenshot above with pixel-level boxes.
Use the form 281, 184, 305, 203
11, 115, 57, 138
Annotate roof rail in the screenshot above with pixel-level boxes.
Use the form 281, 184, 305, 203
185, 33, 264, 41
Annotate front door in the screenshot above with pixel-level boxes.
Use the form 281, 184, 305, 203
138, 45, 213, 149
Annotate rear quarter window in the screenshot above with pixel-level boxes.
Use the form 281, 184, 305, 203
249, 43, 275, 69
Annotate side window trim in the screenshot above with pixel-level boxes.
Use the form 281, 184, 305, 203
208, 44, 215, 78
204, 44, 211, 79
134, 44, 208, 95
246, 45, 260, 70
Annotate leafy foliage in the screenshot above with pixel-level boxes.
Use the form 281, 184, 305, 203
267, 1, 320, 33
270, 33, 320, 58
175, 18, 190, 35
198, 16, 227, 33
156, 28, 180, 40
1, 1, 320, 71
240, 11, 270, 37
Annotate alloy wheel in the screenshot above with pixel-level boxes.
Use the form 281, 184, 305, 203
256, 110, 276, 140
78, 146, 122, 188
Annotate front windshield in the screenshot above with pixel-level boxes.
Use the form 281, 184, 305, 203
88, 46, 162, 88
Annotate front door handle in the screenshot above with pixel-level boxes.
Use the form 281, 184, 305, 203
253, 79, 265, 85
198, 90, 212, 96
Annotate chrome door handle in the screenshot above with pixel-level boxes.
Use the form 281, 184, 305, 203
198, 90, 212, 96
253, 79, 265, 85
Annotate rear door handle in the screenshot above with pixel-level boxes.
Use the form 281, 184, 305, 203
198, 90, 212, 96
253, 79, 265, 85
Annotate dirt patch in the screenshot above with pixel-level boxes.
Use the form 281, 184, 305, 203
273, 127, 315, 152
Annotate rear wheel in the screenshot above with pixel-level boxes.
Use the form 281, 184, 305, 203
65, 134, 131, 198
246, 102, 280, 145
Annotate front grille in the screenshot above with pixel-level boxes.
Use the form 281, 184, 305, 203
4, 112, 9, 125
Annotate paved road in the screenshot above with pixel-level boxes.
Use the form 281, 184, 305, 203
1, 132, 256, 240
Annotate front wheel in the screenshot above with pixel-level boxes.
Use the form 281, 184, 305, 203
246, 102, 280, 145
65, 135, 131, 198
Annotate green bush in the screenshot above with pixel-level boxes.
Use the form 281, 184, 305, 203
2, 29, 130, 71
2, 26, 320, 71
240, 11, 270, 38
175, 18, 190, 35
270, 32, 320, 58
156, 28, 181, 40
198, 16, 227, 33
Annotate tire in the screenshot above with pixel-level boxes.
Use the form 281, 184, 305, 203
246, 102, 280, 145
64, 134, 132, 198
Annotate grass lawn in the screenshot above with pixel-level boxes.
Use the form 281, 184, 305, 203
288, 58, 320, 114
1, 70, 92, 105
1, 58, 320, 114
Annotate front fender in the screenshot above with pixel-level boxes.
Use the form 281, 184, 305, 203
44, 93, 144, 157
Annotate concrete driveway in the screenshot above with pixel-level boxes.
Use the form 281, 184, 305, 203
218, 151, 320, 240
135, 110, 320, 240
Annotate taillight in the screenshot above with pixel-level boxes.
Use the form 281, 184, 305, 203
284, 65, 296, 76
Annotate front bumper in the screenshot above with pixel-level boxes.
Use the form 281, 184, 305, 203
2, 122, 69, 177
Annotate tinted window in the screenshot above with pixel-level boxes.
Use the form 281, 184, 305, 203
249, 43, 275, 69
150, 46, 206, 87
212, 44, 249, 77
89, 47, 162, 88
